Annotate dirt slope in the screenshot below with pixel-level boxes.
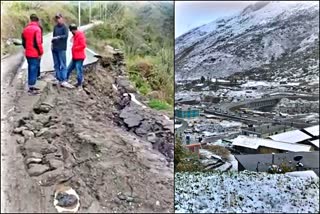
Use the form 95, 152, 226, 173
1, 50, 174, 213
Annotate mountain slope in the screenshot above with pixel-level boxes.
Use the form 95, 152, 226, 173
175, 1, 319, 81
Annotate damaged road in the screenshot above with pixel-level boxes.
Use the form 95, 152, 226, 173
2, 49, 174, 213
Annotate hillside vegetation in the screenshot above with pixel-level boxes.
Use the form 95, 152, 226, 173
86, 2, 174, 106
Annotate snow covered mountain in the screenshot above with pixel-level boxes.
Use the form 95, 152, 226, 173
175, 1, 319, 81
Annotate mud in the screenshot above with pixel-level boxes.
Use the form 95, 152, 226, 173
7, 50, 174, 213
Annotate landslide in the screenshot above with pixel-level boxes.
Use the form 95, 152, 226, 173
12, 51, 174, 213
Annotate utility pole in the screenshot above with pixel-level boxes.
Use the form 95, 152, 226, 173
89, 1, 92, 22
78, 1, 81, 26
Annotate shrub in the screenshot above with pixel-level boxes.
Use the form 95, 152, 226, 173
148, 99, 171, 111
202, 145, 231, 160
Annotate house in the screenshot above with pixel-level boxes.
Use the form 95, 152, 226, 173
241, 124, 293, 138
232, 135, 312, 154
175, 107, 200, 119
235, 151, 319, 176
185, 143, 201, 157
302, 125, 319, 140
269, 129, 312, 144
308, 139, 319, 151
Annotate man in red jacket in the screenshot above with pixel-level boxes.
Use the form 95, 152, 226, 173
65, 24, 87, 89
22, 14, 43, 95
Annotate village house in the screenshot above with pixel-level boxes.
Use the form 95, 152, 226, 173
232, 135, 312, 154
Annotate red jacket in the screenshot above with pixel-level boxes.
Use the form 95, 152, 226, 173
22, 22, 43, 58
71, 31, 86, 60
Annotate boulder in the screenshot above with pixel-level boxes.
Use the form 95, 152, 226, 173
28, 164, 50, 176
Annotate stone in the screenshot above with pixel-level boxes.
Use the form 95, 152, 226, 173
147, 133, 157, 144
24, 138, 58, 155
25, 121, 43, 131
16, 136, 25, 144
26, 157, 43, 165
22, 130, 34, 139
55, 192, 79, 207
34, 114, 51, 124
34, 105, 51, 114
26, 152, 43, 159
13, 126, 27, 134
36, 128, 49, 137
37, 169, 73, 186
28, 164, 50, 176
49, 159, 64, 169
124, 117, 142, 128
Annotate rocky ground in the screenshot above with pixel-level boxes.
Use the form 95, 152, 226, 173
1, 50, 174, 212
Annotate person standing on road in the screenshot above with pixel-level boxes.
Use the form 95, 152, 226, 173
65, 24, 87, 89
21, 14, 43, 95
51, 13, 73, 88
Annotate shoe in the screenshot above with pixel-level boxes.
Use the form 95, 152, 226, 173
61, 81, 75, 89
28, 88, 40, 95
51, 79, 60, 85
30, 86, 40, 91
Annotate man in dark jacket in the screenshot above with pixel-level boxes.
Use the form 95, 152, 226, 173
22, 14, 43, 95
65, 24, 87, 89
51, 13, 70, 87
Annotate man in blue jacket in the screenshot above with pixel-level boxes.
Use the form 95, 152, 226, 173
51, 13, 73, 88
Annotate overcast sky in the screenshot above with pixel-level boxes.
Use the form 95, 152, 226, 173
175, 1, 256, 38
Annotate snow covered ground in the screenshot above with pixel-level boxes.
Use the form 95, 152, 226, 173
175, 171, 319, 213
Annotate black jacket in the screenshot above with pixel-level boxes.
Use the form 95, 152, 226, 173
52, 23, 68, 51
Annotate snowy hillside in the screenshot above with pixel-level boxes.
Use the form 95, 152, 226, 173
175, 1, 319, 80
175, 171, 319, 213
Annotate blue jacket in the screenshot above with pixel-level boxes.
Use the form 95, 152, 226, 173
52, 23, 68, 51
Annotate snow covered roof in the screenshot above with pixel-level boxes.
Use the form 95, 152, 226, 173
286, 170, 318, 179
310, 139, 319, 148
303, 125, 319, 137
269, 130, 312, 143
232, 135, 312, 152
235, 151, 319, 175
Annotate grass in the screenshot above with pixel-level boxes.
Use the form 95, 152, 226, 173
148, 99, 172, 111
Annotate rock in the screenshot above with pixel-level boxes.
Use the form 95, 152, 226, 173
24, 138, 58, 155
55, 192, 79, 207
124, 117, 142, 128
37, 169, 73, 186
116, 77, 136, 93
49, 159, 64, 169
25, 121, 43, 131
33, 114, 51, 124
26, 152, 43, 159
26, 157, 43, 165
41, 129, 62, 139
36, 128, 49, 137
126, 196, 134, 202
120, 107, 143, 128
34, 105, 52, 114
22, 130, 34, 139
16, 136, 25, 144
28, 164, 50, 176
117, 193, 126, 200
13, 126, 27, 134
147, 133, 157, 144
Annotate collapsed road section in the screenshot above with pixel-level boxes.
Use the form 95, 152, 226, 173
2, 49, 174, 213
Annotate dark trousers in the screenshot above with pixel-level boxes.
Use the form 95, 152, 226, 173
26, 57, 40, 88
67, 59, 84, 86
52, 50, 67, 82
37, 58, 41, 78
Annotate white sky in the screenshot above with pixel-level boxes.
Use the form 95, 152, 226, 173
175, 1, 257, 38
